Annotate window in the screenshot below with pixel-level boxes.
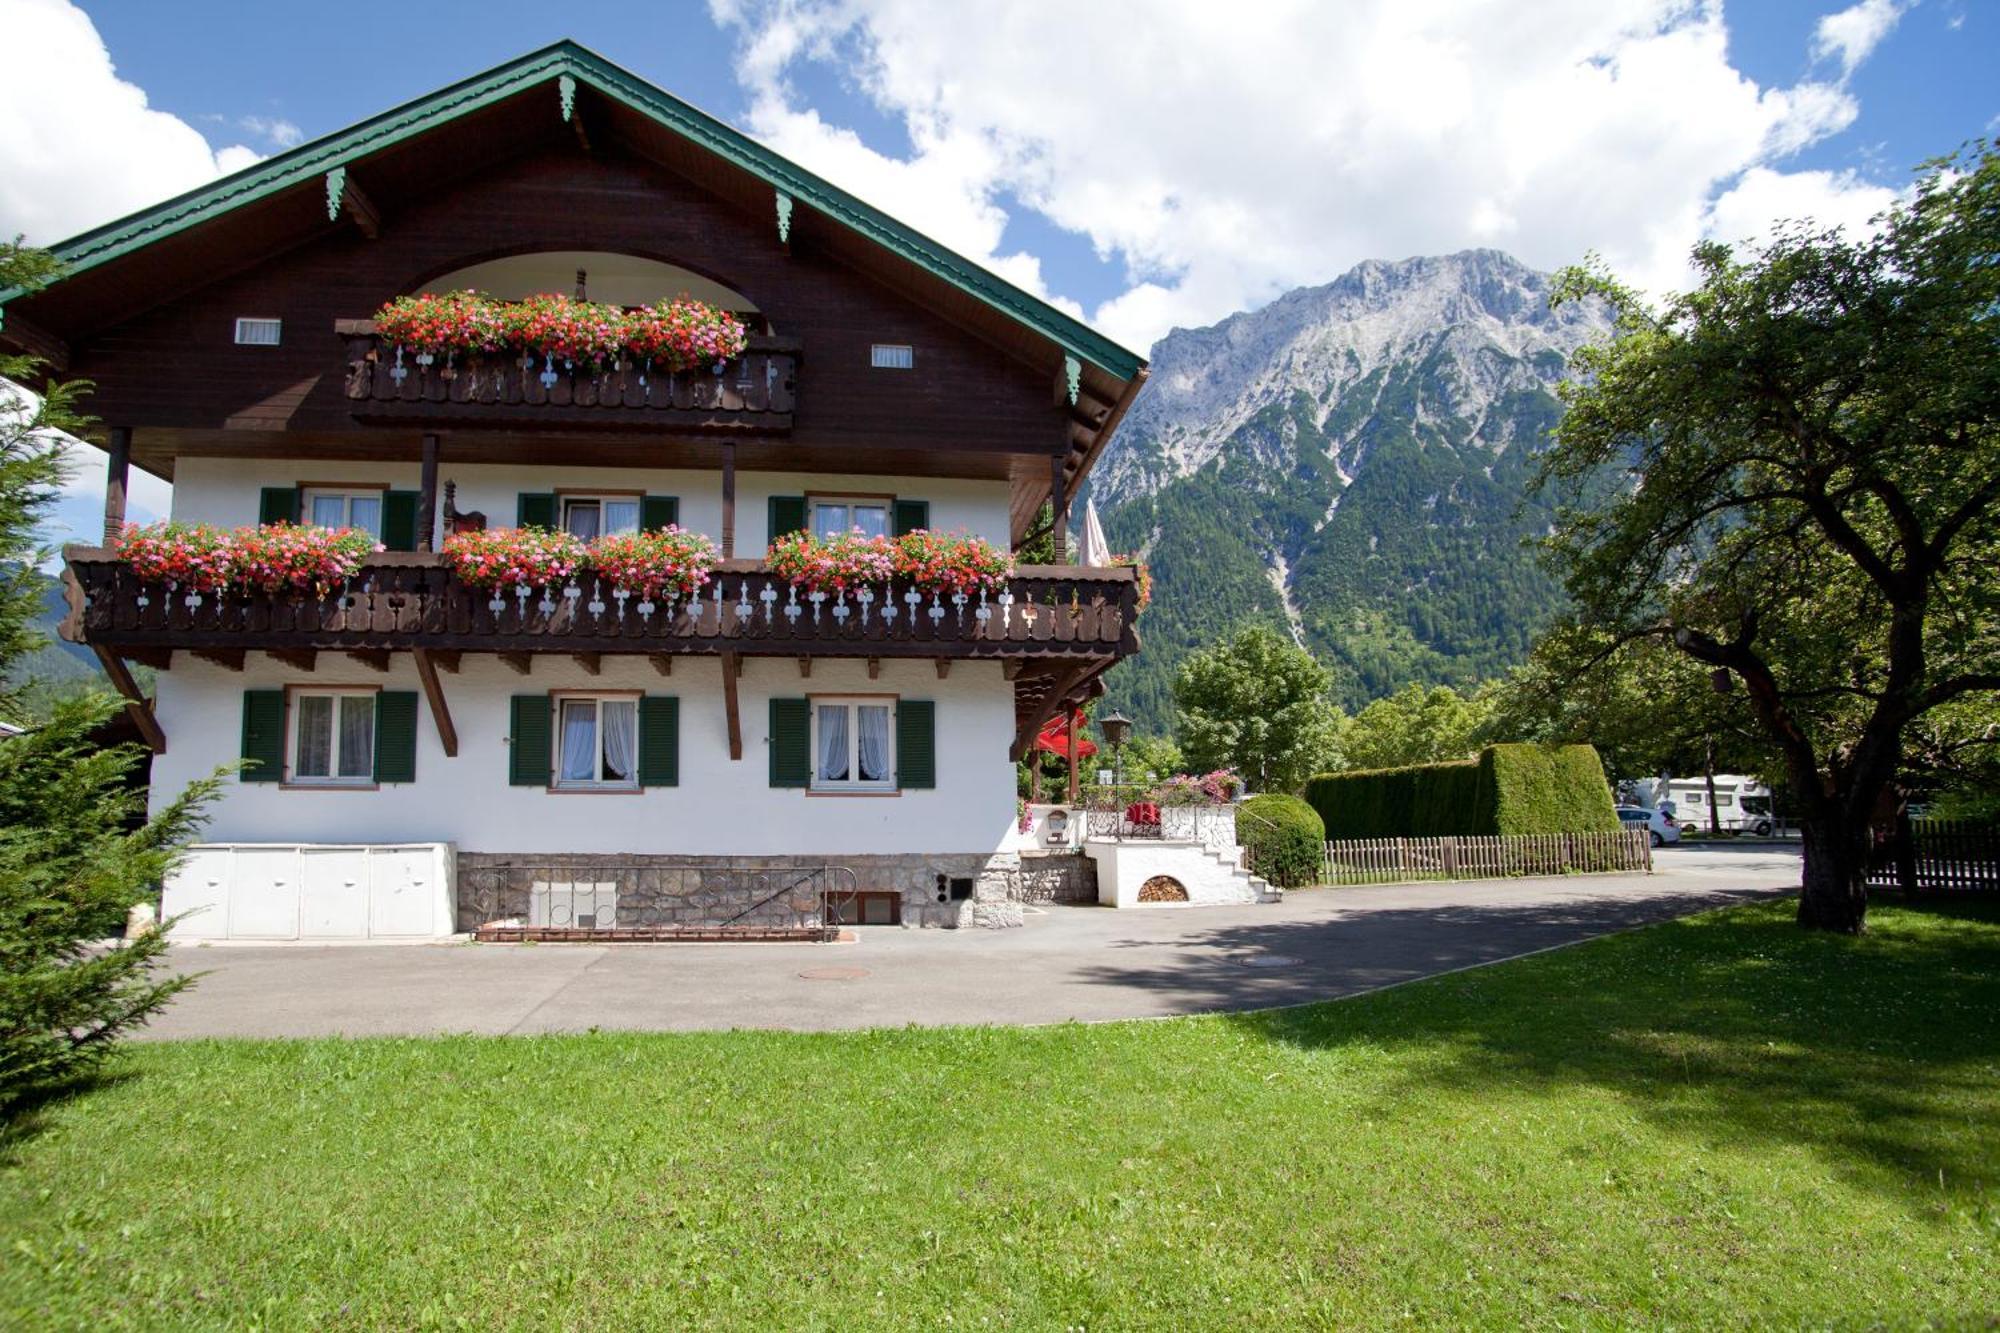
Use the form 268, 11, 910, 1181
561, 495, 641, 541
809, 497, 889, 539
812, 697, 895, 792
870, 343, 914, 369
291, 690, 375, 785
235, 317, 282, 346
554, 695, 639, 790
303, 488, 383, 537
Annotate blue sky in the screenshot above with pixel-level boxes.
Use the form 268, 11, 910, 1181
2, 0, 1995, 547
53, 0, 2000, 328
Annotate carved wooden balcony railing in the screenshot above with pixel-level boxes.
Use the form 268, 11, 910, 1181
60, 552, 1139, 663
338, 322, 800, 430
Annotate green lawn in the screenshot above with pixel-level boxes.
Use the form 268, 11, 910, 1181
5, 901, 1999, 1329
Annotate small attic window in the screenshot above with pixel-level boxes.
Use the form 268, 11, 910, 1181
870, 344, 914, 369
234, 318, 283, 346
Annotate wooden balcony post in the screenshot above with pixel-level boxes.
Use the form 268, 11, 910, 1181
1049, 450, 1068, 565
721, 443, 737, 559
418, 432, 440, 552
102, 426, 131, 545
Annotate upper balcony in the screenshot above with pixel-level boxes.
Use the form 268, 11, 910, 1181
338, 322, 800, 432
60, 550, 1138, 666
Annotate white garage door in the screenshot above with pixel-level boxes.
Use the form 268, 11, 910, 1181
165, 844, 456, 941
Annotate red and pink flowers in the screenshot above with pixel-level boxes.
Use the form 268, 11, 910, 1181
117, 521, 381, 597
891, 530, 1013, 596
767, 529, 1016, 598
116, 522, 237, 593
370, 290, 749, 373
440, 527, 587, 591
229, 523, 380, 596
585, 527, 719, 600
766, 530, 897, 595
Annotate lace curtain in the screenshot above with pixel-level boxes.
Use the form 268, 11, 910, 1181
560, 701, 596, 782
817, 704, 850, 782
337, 696, 373, 778
857, 705, 891, 783
601, 700, 637, 782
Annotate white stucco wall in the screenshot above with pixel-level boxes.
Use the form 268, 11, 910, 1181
1085, 839, 1265, 908
167, 459, 1012, 548
147, 654, 1020, 857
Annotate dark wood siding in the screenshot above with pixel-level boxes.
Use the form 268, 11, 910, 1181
67, 149, 1059, 468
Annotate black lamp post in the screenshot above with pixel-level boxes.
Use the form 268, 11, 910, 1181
1098, 709, 1132, 791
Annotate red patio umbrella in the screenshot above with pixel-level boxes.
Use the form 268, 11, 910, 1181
1034, 710, 1098, 759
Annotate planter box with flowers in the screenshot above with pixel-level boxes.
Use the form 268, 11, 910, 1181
116, 521, 380, 605
348, 291, 798, 424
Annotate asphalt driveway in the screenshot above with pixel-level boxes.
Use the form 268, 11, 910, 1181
140, 844, 1799, 1039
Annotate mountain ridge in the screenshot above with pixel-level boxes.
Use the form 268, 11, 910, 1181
1089, 249, 1611, 729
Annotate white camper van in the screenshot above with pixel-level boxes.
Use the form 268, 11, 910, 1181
1663, 775, 1777, 835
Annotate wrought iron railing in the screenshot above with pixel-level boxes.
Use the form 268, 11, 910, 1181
59, 552, 1139, 660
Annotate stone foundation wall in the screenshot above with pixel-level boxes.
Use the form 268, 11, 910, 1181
455, 851, 1055, 932
1015, 852, 1098, 903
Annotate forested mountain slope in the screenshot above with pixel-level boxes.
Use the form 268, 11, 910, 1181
1090, 250, 1611, 727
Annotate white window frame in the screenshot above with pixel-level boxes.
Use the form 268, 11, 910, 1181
301, 487, 385, 538
809, 695, 898, 794
559, 494, 642, 541
288, 688, 376, 787
808, 497, 890, 540
234, 317, 283, 346
551, 693, 641, 792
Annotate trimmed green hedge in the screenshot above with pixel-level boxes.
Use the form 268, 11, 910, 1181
1303, 744, 1618, 839
1237, 793, 1326, 888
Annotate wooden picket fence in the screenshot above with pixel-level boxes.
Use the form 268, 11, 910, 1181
1319, 829, 1653, 887
1864, 818, 2000, 894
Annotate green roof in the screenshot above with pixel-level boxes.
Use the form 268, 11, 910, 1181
8, 40, 1144, 380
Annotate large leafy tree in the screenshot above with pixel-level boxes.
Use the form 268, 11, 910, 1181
1340, 681, 1497, 772
1538, 145, 2000, 933
0, 241, 219, 1113
1172, 624, 1345, 792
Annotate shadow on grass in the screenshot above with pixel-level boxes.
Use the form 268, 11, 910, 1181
0, 1066, 140, 1164
1228, 896, 2000, 1213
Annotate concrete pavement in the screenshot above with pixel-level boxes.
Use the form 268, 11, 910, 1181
140, 845, 1799, 1039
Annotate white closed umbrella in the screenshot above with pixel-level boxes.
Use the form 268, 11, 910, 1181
1079, 497, 1112, 567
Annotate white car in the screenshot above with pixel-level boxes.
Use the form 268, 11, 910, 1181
1615, 806, 1681, 847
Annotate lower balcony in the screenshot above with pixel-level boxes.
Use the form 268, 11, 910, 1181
60, 550, 1138, 762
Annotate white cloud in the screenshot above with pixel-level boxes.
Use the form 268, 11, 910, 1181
0, 0, 262, 243
237, 114, 304, 149
1703, 165, 1900, 246
708, 0, 1904, 352
1812, 0, 1907, 76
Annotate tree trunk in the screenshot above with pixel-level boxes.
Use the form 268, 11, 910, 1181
1797, 816, 1869, 933
1704, 736, 1721, 835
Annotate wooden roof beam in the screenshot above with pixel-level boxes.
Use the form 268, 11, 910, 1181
720, 651, 742, 760
91, 645, 164, 754
411, 648, 458, 758
323, 166, 381, 240
0, 308, 70, 372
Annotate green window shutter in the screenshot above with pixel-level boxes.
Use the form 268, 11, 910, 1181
638, 695, 679, 787
516, 493, 558, 529
240, 689, 286, 782
897, 699, 936, 789
892, 499, 930, 537
509, 694, 552, 787
373, 691, 419, 783
769, 697, 810, 788
640, 496, 679, 533
381, 490, 420, 550
258, 486, 299, 526
767, 495, 806, 544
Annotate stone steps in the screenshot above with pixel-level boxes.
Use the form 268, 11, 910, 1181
1198, 844, 1282, 904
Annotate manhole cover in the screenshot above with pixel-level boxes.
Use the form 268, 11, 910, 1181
1239, 954, 1304, 969
798, 966, 870, 981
